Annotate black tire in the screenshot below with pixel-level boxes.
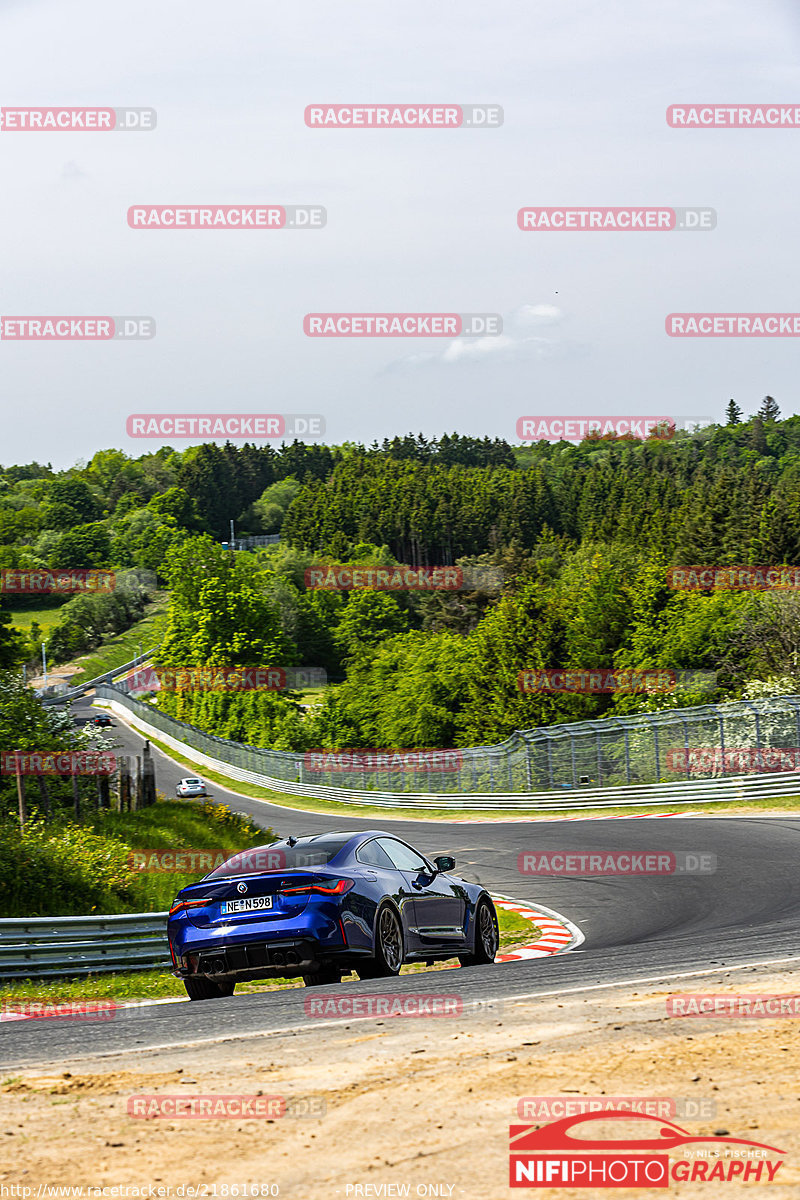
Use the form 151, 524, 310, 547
358, 903, 404, 979
302, 965, 342, 987
183, 976, 235, 1001
459, 897, 499, 966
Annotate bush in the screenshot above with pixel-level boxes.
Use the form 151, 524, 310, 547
0, 800, 275, 917
0, 819, 136, 917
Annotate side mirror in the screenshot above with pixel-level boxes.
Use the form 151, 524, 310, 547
434, 855, 455, 873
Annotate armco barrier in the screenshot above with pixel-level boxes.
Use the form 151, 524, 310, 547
98, 683, 800, 794
95, 686, 800, 811
0, 912, 170, 980
40, 647, 158, 706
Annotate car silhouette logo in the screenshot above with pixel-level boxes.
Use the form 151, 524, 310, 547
237, 882, 247, 894
510, 1111, 785, 1154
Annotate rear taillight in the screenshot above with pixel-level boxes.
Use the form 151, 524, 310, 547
169, 898, 210, 916
280, 878, 354, 896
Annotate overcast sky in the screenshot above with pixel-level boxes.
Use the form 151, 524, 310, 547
0, 0, 798, 469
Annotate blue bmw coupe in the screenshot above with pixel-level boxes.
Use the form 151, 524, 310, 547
167, 829, 499, 999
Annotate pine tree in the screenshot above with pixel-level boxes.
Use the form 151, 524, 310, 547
758, 395, 780, 422
725, 398, 742, 425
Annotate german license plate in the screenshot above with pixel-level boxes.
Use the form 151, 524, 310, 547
220, 896, 273, 915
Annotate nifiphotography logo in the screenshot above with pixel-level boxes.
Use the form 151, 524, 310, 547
509, 1112, 785, 1187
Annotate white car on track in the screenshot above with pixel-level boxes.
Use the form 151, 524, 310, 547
176, 777, 208, 798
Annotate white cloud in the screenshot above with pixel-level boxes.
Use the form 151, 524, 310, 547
510, 303, 564, 328
0, 0, 796, 461
382, 304, 582, 372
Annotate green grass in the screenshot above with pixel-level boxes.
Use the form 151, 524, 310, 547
496, 906, 539, 947
68, 596, 169, 683
0, 799, 274, 919
116, 723, 800, 822
5, 600, 67, 635
0, 907, 539, 1005
82, 798, 275, 913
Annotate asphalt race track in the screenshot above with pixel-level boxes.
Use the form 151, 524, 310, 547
3, 695, 800, 1069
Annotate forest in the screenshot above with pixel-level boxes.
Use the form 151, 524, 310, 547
1, 399, 798, 755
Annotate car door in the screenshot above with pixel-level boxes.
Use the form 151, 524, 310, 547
377, 838, 467, 951
352, 837, 408, 950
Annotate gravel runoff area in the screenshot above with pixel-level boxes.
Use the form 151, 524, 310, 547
2, 964, 799, 1198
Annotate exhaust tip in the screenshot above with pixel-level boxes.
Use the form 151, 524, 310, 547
285, 949, 299, 965
271, 951, 286, 966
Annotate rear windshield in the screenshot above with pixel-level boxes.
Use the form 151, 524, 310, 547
205, 835, 354, 879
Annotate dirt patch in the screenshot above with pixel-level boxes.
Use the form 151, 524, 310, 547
2, 968, 799, 1197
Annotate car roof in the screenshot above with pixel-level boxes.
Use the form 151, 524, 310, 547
268, 829, 391, 845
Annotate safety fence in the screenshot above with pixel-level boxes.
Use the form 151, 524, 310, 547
96, 685, 800, 808
40, 648, 158, 705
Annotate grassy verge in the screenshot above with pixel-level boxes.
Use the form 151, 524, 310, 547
0, 800, 273, 918
115, 723, 800, 822
0, 907, 540, 1005
82, 799, 273, 912
67, 596, 169, 684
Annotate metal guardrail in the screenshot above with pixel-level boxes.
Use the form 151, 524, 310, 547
40, 648, 159, 705
232, 534, 281, 550
0, 912, 170, 979
97, 687, 800, 811
99, 681, 800, 795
